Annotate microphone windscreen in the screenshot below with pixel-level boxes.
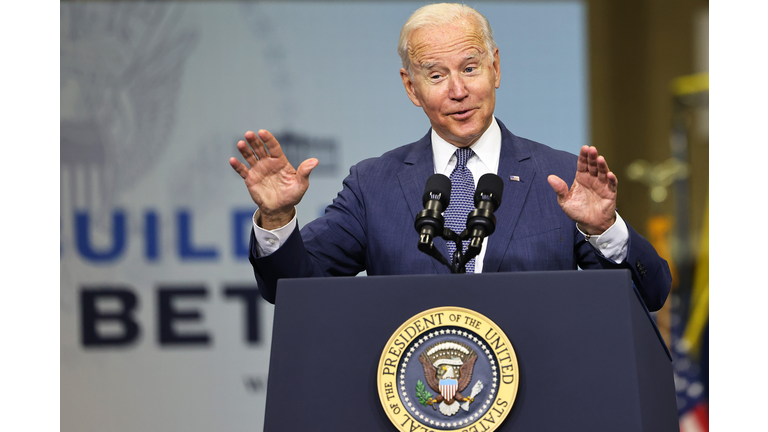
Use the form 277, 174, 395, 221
474, 174, 504, 209
422, 174, 451, 208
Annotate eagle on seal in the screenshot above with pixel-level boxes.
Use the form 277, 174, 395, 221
419, 349, 478, 416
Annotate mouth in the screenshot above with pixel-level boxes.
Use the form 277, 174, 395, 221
449, 108, 475, 120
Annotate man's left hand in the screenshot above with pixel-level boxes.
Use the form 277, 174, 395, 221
547, 146, 617, 235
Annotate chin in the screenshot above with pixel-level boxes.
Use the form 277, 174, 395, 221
450, 128, 483, 145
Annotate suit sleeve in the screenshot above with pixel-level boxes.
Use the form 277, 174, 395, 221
575, 220, 672, 312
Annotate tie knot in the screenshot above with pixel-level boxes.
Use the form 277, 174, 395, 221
454, 147, 475, 169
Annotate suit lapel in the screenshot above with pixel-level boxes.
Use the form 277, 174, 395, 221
482, 121, 536, 273
397, 133, 452, 274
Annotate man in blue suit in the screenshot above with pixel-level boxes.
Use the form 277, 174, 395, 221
229, 3, 671, 309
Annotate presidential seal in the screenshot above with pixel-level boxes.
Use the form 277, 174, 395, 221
377, 307, 519, 432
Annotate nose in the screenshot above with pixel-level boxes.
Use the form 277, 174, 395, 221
447, 74, 468, 101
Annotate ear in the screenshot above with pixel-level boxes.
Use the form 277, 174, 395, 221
400, 68, 423, 107
492, 47, 501, 89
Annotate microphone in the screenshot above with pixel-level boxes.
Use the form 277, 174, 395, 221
414, 174, 451, 253
466, 173, 504, 253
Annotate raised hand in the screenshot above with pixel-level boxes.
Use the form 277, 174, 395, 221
229, 130, 318, 230
547, 146, 617, 235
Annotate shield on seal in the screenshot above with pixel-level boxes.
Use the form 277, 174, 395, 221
439, 378, 458, 401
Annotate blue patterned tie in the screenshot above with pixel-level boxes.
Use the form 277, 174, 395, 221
444, 147, 476, 273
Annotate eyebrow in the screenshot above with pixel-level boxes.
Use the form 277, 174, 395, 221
419, 51, 482, 71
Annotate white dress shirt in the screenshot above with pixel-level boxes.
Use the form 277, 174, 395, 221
252, 117, 629, 267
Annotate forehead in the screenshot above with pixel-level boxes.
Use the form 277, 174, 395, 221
407, 19, 486, 67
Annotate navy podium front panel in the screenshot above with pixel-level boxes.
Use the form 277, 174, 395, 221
263, 270, 677, 432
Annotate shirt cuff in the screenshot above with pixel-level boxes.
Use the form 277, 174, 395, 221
252, 209, 298, 257
576, 211, 629, 264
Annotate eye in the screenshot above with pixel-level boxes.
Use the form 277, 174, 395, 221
464, 66, 475, 73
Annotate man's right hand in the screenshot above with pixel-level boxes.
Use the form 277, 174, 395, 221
229, 129, 318, 230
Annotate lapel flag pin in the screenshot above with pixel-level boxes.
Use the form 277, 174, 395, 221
509, 175, 520, 181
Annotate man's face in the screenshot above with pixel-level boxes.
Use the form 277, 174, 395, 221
401, 19, 500, 148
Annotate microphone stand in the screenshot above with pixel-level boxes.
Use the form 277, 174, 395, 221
453, 229, 482, 273
420, 228, 484, 274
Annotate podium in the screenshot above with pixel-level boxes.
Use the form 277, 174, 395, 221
263, 270, 677, 431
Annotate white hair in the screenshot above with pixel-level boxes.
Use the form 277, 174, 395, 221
398, 3, 497, 76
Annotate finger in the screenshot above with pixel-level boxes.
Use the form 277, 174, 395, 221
577, 146, 590, 173
597, 152, 611, 173
596, 156, 609, 182
587, 146, 599, 176
245, 130, 269, 160
229, 157, 249, 179
596, 155, 619, 190
257, 129, 286, 159
297, 158, 319, 180
547, 174, 568, 201
236, 140, 259, 167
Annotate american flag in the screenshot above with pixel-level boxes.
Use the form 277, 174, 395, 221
672, 204, 709, 432
671, 302, 708, 432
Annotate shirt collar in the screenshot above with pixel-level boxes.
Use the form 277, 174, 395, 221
431, 117, 501, 174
